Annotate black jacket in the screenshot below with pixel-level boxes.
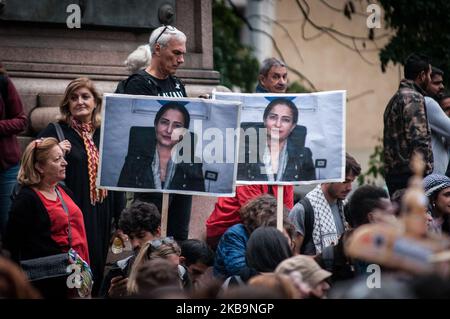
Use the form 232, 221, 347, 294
4, 185, 75, 262
118, 126, 205, 192
237, 122, 316, 182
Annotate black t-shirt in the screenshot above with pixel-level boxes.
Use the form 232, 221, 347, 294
122, 70, 187, 97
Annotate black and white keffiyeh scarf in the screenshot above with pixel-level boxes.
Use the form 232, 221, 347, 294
306, 185, 348, 253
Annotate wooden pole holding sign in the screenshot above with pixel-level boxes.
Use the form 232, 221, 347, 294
277, 185, 284, 232
161, 193, 169, 237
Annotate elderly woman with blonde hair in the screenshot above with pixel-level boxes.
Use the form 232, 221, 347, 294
4, 137, 90, 298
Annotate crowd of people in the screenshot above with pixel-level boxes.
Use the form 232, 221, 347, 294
1, 25, 450, 299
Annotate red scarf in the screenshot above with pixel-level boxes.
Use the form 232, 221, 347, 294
71, 119, 107, 205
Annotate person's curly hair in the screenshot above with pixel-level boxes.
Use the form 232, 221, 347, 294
239, 194, 288, 234
119, 201, 161, 236
346, 185, 389, 227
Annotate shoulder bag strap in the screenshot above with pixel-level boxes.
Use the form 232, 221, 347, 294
300, 197, 315, 254
321, 245, 335, 271
55, 186, 72, 248
52, 122, 65, 142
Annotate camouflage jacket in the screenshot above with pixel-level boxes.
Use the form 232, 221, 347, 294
383, 79, 433, 176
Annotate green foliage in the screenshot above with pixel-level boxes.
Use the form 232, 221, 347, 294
212, 0, 259, 92
357, 137, 385, 186
286, 81, 311, 93
378, 0, 450, 87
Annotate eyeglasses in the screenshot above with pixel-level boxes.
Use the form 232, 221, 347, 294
153, 25, 175, 45
149, 236, 175, 250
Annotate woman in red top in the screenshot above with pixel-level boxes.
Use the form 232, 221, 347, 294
5, 137, 90, 298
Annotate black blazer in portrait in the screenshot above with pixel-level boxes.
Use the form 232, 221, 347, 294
118, 126, 205, 192
237, 122, 316, 182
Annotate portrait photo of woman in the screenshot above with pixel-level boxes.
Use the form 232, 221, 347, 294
118, 102, 205, 192
238, 98, 316, 182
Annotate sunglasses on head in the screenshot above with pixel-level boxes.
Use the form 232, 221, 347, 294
33, 138, 44, 162
154, 25, 175, 44
149, 236, 175, 250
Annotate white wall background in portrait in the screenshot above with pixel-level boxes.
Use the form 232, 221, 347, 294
213, 91, 346, 185
97, 94, 241, 196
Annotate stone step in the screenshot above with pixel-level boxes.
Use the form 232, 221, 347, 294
38, 93, 64, 108
29, 106, 59, 134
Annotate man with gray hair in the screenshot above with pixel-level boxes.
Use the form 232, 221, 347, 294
118, 25, 187, 97
256, 57, 288, 93
117, 25, 191, 242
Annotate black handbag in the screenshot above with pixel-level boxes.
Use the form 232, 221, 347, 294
20, 187, 73, 281
20, 253, 70, 281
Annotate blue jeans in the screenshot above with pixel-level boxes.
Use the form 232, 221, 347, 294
0, 164, 19, 238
